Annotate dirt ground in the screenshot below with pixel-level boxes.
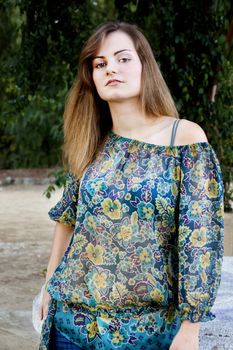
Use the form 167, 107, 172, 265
0, 184, 62, 350
0, 184, 232, 350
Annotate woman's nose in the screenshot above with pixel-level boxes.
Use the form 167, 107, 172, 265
105, 60, 118, 75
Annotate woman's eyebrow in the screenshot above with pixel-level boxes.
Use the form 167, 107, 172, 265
93, 49, 132, 60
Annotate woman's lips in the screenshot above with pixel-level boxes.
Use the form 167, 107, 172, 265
106, 79, 123, 86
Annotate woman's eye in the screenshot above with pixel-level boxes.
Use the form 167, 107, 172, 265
119, 57, 131, 63
95, 62, 106, 69
94, 58, 131, 69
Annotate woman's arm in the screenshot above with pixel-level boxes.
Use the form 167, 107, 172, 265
169, 123, 224, 349
45, 222, 74, 283
169, 320, 200, 350
39, 222, 74, 321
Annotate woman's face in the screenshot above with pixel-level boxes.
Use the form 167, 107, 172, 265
92, 31, 142, 103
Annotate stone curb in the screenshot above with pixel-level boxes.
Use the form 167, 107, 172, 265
0, 176, 53, 186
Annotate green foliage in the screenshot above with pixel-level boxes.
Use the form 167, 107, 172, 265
43, 168, 66, 198
209, 59, 233, 211
0, 0, 232, 210
0, 73, 65, 168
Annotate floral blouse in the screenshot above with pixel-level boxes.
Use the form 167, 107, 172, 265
39, 130, 224, 350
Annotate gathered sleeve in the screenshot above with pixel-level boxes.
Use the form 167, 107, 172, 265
48, 172, 80, 228
177, 142, 224, 322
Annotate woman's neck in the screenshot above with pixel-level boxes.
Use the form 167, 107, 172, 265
109, 100, 162, 137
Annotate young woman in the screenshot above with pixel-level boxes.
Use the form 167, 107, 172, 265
39, 21, 224, 350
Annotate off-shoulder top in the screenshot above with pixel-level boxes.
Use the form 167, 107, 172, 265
39, 120, 224, 350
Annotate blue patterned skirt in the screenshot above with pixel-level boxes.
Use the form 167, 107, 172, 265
39, 298, 181, 350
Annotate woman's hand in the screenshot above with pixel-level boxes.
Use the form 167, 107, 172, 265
169, 320, 200, 350
39, 288, 51, 321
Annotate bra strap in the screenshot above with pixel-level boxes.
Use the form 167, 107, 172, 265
170, 119, 181, 147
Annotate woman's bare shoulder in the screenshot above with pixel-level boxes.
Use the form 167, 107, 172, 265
176, 118, 208, 144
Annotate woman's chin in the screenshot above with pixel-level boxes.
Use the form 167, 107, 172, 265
102, 93, 139, 103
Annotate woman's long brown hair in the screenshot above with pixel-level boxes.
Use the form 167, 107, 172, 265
62, 21, 179, 179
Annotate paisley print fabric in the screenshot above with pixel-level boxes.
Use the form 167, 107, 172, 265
39, 130, 224, 349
